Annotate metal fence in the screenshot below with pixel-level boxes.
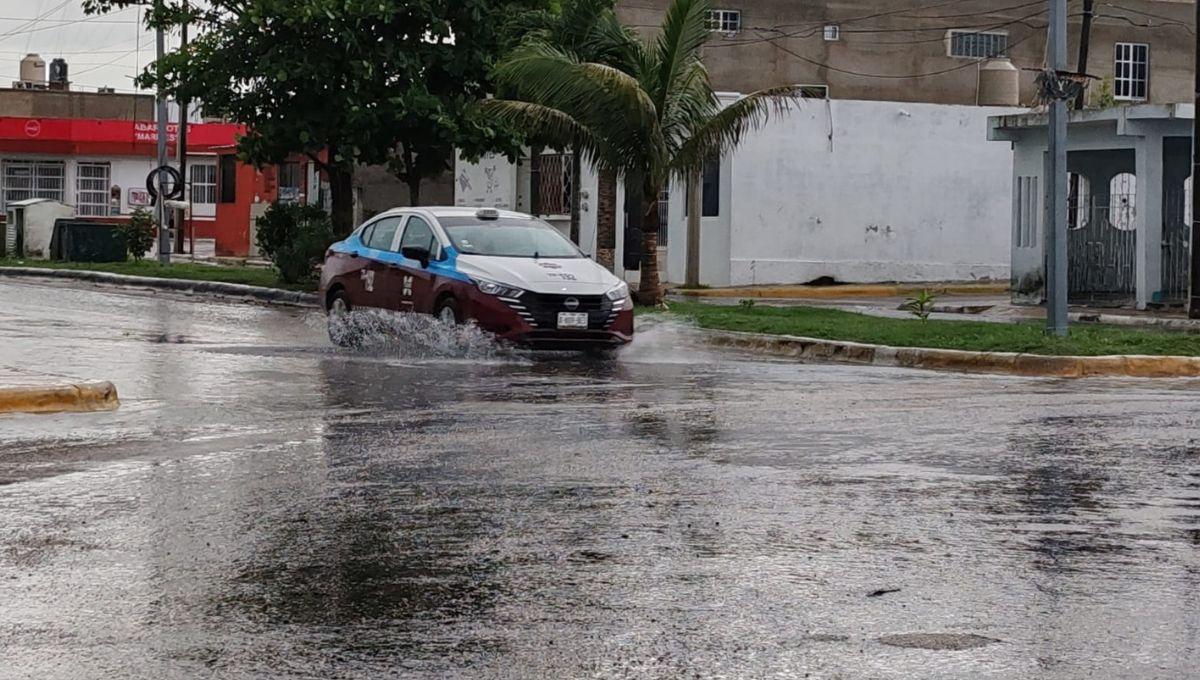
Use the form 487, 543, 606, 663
536, 152, 573, 216
1162, 187, 1191, 303
1067, 192, 1137, 303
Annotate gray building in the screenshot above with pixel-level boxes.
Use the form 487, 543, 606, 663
618, 0, 1195, 106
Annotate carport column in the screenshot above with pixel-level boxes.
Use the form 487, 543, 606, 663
1135, 133, 1164, 309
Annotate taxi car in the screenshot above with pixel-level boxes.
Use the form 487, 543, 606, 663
319, 207, 635, 350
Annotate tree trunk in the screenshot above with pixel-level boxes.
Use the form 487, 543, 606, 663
684, 169, 702, 288
596, 169, 617, 271
1074, 0, 1094, 110
637, 190, 662, 306
569, 146, 582, 244
328, 164, 355, 236
406, 176, 422, 206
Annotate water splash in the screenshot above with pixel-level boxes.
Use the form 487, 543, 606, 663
620, 313, 714, 364
309, 309, 510, 361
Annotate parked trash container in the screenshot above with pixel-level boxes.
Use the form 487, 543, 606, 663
50, 220, 127, 263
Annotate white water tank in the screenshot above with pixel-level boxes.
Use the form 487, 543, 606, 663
978, 58, 1019, 106
19, 54, 46, 85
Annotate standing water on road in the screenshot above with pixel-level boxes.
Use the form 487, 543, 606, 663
1, 280, 1200, 680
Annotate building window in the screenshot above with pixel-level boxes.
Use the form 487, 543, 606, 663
823, 25, 840, 41
948, 30, 1008, 58
1114, 43, 1149, 101
705, 9, 741, 34
218, 155, 237, 203
190, 163, 217, 205
2, 160, 65, 210
534, 151, 572, 217
75, 162, 111, 217
278, 161, 301, 203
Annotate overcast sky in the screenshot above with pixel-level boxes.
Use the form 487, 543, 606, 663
0, 1, 160, 94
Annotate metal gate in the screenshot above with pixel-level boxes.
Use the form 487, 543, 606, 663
1067, 191, 1137, 303
1162, 187, 1190, 303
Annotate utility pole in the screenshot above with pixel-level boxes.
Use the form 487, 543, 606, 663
1073, 0, 1094, 110
1045, 0, 1069, 335
1191, 0, 1200, 318
174, 4, 188, 255
684, 169, 701, 288
154, 4, 170, 265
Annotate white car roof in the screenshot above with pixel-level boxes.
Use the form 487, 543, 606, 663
377, 206, 532, 220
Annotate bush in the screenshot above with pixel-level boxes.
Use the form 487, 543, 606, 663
118, 208, 157, 263
255, 203, 335, 283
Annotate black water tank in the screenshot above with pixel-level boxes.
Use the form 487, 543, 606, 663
49, 58, 68, 85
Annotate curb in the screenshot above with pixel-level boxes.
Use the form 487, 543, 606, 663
703, 329, 1200, 378
673, 282, 1008, 300
0, 381, 120, 414
0, 267, 319, 307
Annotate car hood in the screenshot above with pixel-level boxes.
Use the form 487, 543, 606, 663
455, 254, 621, 295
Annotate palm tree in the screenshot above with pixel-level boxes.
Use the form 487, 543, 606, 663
482, 0, 798, 305
509, 0, 638, 247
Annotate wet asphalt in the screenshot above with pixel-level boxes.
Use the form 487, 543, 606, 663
2, 279, 1200, 679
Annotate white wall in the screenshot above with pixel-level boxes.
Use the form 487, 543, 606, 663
666, 99, 1021, 286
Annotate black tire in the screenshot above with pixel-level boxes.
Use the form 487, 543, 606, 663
435, 297, 462, 325
327, 289, 359, 347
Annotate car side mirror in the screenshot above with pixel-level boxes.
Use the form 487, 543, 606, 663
402, 245, 430, 268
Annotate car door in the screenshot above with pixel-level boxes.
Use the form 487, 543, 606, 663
357, 216, 404, 310
395, 214, 438, 314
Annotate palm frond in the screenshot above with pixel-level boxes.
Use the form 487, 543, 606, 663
649, 0, 712, 116
494, 43, 661, 149
476, 99, 602, 164
670, 85, 803, 179
558, 0, 617, 51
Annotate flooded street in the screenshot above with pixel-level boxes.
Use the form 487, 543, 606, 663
2, 279, 1199, 679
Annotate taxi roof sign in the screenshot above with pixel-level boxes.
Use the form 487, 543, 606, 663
476, 207, 500, 220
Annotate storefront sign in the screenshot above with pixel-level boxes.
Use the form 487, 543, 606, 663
128, 188, 151, 207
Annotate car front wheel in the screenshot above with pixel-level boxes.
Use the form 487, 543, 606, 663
435, 297, 461, 325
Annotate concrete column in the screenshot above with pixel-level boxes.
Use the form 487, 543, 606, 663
1135, 134, 1164, 308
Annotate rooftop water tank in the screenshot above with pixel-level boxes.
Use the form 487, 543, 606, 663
19, 54, 46, 85
978, 58, 1020, 107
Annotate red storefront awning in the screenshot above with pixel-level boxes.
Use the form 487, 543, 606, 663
0, 117, 245, 156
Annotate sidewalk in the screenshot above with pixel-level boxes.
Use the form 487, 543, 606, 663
669, 286, 1200, 331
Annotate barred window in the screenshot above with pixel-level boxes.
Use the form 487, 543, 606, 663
2, 160, 65, 210
948, 30, 1008, 59
75, 162, 111, 217
190, 163, 217, 204
705, 9, 741, 34
1114, 42, 1149, 101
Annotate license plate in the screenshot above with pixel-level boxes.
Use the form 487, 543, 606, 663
557, 312, 589, 329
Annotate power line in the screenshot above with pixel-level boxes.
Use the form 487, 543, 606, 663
761, 28, 1041, 80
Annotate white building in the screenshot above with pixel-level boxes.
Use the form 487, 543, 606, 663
456, 98, 1023, 287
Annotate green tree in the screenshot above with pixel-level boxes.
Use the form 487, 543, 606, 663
483, 0, 798, 303
84, 0, 543, 234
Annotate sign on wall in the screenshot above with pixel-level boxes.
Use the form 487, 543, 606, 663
128, 187, 151, 207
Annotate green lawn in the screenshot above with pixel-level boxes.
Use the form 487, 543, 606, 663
0, 259, 315, 291
666, 301, 1200, 357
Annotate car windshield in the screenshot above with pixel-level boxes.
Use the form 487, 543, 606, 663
441, 217, 581, 258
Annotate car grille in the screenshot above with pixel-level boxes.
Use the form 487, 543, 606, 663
501, 293, 617, 330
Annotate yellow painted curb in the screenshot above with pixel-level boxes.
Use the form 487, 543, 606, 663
705, 330, 1200, 378
0, 381, 120, 414
675, 283, 1008, 299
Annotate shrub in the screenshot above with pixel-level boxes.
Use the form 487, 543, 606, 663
255, 203, 335, 283
118, 208, 156, 262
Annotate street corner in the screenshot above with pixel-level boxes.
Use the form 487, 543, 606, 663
0, 381, 120, 415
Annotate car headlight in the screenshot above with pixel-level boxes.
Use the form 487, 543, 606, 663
475, 279, 524, 298
605, 282, 630, 302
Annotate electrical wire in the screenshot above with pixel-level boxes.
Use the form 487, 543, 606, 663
761, 27, 1042, 80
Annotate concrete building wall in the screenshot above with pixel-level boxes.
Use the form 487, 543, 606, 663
660, 99, 1020, 286
354, 164, 454, 222
0, 89, 155, 120
617, 0, 1195, 106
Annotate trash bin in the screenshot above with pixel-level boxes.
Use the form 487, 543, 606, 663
50, 220, 127, 263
